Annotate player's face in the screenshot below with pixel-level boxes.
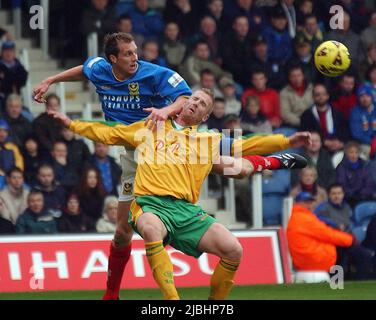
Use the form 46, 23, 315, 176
114, 41, 138, 75
182, 91, 213, 124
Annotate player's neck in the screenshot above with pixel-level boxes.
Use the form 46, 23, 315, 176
112, 66, 133, 81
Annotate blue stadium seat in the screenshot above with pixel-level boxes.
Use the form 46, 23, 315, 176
352, 226, 368, 243
272, 127, 297, 137
353, 202, 376, 227
261, 170, 291, 225
262, 194, 284, 225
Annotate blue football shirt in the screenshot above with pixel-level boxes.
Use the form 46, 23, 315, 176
83, 57, 192, 124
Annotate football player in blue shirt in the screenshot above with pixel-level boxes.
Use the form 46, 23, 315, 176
33, 32, 192, 300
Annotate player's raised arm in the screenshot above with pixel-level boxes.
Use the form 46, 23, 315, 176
33, 65, 85, 103
47, 110, 142, 147
227, 131, 312, 156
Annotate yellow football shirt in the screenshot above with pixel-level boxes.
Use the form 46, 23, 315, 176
69, 119, 290, 203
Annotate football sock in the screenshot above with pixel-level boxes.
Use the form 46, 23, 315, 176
243, 155, 281, 171
209, 259, 240, 300
102, 243, 131, 300
145, 240, 180, 300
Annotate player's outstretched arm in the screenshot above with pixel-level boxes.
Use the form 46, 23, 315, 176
230, 132, 312, 156
47, 110, 139, 147
33, 66, 85, 103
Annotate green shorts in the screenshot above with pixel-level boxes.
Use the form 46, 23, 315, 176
129, 195, 216, 258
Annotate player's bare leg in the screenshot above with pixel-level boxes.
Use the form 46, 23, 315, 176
136, 212, 180, 300
102, 200, 133, 300
198, 223, 243, 300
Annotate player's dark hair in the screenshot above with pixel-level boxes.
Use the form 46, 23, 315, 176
104, 32, 135, 62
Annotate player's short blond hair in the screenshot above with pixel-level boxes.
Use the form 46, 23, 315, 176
199, 88, 215, 113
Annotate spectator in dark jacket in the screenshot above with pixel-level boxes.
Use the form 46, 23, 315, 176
32, 93, 64, 157
3, 94, 32, 147
48, 141, 79, 192
349, 84, 376, 148
315, 183, 353, 232
57, 192, 95, 233
0, 215, 14, 234
15, 190, 57, 234
21, 134, 46, 186
221, 15, 255, 87
127, 0, 164, 39
80, 0, 116, 53
61, 127, 91, 175
336, 141, 376, 207
75, 166, 107, 223
291, 131, 336, 189
89, 142, 121, 196
249, 35, 286, 90
222, 0, 265, 32
300, 83, 350, 153
0, 41, 28, 97
262, 5, 293, 65
363, 213, 376, 252
163, 0, 199, 38
33, 164, 66, 215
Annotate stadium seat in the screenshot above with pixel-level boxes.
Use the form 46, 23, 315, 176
294, 271, 330, 283
262, 194, 284, 225
353, 201, 376, 226
262, 170, 291, 225
272, 127, 297, 137
352, 226, 368, 243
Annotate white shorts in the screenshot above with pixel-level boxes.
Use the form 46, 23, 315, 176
118, 150, 137, 202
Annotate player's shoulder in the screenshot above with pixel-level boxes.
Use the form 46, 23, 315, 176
138, 60, 174, 76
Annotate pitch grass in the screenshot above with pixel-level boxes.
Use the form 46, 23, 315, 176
0, 281, 376, 300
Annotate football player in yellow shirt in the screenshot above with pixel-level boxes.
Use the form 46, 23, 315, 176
49, 89, 310, 300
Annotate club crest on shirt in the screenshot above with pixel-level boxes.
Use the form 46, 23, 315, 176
123, 182, 133, 195
128, 82, 140, 96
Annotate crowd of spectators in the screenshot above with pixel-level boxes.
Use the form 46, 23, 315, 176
0, 0, 376, 258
